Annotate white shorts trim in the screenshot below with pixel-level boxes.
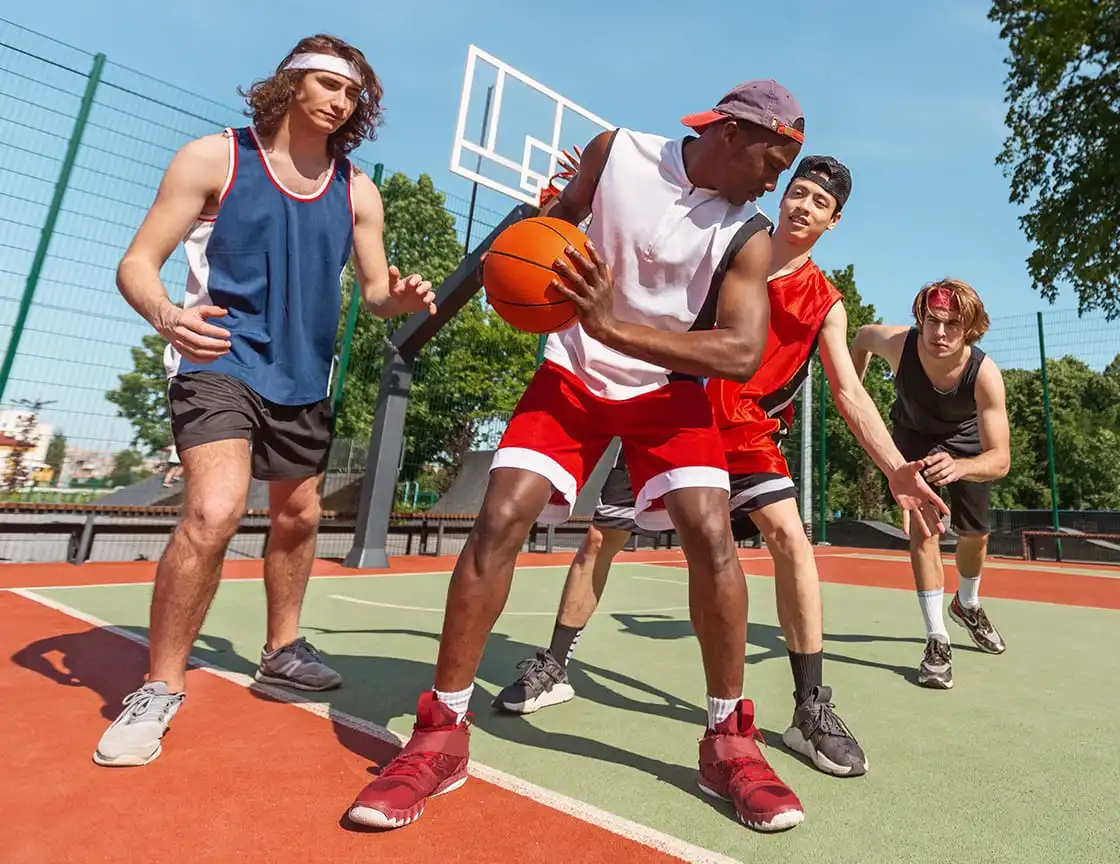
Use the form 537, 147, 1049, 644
490, 447, 579, 525
728, 475, 796, 511
634, 466, 730, 531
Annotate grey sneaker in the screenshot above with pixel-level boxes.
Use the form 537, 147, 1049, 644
917, 634, 953, 689
254, 637, 341, 691
781, 685, 869, 777
492, 649, 574, 714
948, 594, 1006, 654
93, 681, 185, 767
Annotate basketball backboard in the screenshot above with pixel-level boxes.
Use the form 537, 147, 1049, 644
450, 45, 615, 207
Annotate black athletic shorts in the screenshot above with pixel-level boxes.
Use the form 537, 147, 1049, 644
892, 425, 989, 535
591, 449, 797, 541
168, 371, 333, 481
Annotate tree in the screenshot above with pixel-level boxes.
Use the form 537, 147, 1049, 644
109, 449, 149, 487
989, 0, 1120, 318
106, 333, 173, 454
333, 171, 538, 486
45, 431, 67, 486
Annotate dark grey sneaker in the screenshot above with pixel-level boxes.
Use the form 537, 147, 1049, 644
93, 682, 185, 767
492, 649, 574, 714
917, 634, 953, 689
781, 685, 869, 777
254, 637, 341, 691
948, 594, 1006, 654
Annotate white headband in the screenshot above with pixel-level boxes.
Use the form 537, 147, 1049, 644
283, 53, 363, 87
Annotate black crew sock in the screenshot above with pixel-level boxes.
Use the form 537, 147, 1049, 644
788, 650, 823, 704
548, 621, 583, 667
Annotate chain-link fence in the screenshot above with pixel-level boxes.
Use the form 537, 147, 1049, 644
1, 17, 1118, 565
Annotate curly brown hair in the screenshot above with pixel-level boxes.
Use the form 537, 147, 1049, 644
238, 34, 383, 159
912, 278, 991, 344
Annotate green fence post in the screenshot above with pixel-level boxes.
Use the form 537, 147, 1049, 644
536, 334, 547, 366
818, 366, 828, 543
0, 52, 105, 404
1036, 311, 1062, 561
332, 163, 384, 426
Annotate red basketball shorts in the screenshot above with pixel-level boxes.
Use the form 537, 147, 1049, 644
491, 360, 729, 530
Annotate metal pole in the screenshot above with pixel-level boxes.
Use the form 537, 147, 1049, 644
536, 333, 547, 366
800, 359, 813, 539
1036, 311, 1062, 561
331, 163, 384, 428
818, 365, 828, 544
0, 52, 105, 404
463, 85, 494, 255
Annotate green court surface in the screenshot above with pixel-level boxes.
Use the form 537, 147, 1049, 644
38, 563, 1120, 863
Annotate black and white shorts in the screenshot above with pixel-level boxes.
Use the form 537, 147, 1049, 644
591, 449, 797, 541
892, 424, 989, 535
168, 371, 333, 482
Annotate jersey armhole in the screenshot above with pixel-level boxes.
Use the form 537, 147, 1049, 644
217, 127, 238, 205
581, 128, 620, 223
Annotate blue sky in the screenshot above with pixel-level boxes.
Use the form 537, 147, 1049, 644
0, 1, 1113, 454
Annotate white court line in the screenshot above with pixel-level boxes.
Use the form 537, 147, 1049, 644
8, 587, 738, 864
3, 563, 573, 594
329, 594, 690, 617
632, 575, 688, 587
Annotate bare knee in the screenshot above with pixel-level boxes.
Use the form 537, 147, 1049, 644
182, 496, 244, 551
272, 496, 321, 540
765, 516, 812, 567
670, 492, 738, 577
577, 524, 605, 560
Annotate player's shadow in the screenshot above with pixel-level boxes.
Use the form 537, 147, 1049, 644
255, 625, 727, 813
609, 613, 961, 688
9, 626, 248, 722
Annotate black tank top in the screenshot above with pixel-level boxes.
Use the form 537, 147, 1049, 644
889, 328, 984, 454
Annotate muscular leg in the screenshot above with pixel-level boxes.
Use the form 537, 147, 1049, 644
663, 487, 745, 703
749, 498, 822, 701
492, 522, 631, 714
148, 439, 251, 692
954, 531, 988, 605
263, 474, 323, 651
433, 467, 553, 695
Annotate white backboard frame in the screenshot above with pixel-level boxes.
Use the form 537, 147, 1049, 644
450, 44, 615, 207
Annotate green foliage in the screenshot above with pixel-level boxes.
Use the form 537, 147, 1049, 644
989, 0, 1120, 318
105, 333, 172, 455
45, 431, 66, 486
109, 449, 150, 487
334, 171, 538, 483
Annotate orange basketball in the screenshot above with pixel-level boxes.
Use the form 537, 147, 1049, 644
483, 216, 590, 334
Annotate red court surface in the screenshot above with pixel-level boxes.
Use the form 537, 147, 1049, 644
2, 546, 1117, 864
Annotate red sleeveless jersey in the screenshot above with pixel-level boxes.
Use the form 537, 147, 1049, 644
706, 259, 843, 476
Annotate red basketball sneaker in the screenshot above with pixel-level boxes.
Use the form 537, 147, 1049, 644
348, 691, 471, 829
697, 699, 805, 832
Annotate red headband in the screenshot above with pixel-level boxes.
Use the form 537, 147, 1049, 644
926, 286, 960, 313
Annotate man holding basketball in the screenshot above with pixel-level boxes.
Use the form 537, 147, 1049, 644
349, 82, 940, 833
96, 34, 435, 768
492, 155, 949, 780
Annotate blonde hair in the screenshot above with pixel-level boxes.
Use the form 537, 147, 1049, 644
912, 278, 990, 344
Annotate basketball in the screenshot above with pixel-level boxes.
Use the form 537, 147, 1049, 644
483, 216, 590, 334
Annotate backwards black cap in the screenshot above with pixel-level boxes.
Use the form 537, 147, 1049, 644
788, 155, 852, 211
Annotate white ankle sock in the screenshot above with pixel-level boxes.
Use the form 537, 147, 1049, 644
918, 589, 949, 639
435, 685, 474, 723
707, 695, 739, 730
957, 575, 981, 609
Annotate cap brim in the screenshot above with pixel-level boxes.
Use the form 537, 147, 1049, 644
680, 110, 724, 131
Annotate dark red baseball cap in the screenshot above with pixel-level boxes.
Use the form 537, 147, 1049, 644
682, 79, 805, 143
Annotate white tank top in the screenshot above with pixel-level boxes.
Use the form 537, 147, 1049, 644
543, 128, 766, 401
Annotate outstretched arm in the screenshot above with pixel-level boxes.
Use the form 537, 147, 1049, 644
555, 225, 773, 382
350, 167, 436, 319
850, 323, 908, 381
819, 303, 949, 534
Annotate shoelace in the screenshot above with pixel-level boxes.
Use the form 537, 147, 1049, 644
121, 688, 180, 724
287, 639, 325, 663
516, 655, 559, 690
972, 606, 995, 633
377, 751, 442, 782
925, 639, 951, 664
807, 701, 856, 740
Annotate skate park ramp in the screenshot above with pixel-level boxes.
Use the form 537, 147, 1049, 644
428, 440, 620, 517
826, 518, 957, 551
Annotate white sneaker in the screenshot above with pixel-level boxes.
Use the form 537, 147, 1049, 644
93, 682, 185, 766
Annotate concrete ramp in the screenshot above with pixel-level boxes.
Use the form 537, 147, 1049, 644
95, 474, 182, 508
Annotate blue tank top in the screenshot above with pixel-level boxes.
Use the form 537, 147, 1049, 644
171, 126, 354, 405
